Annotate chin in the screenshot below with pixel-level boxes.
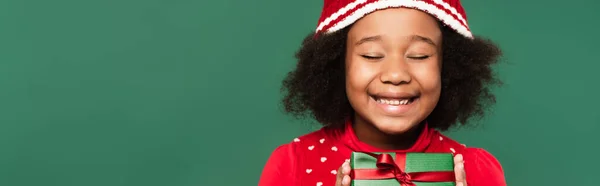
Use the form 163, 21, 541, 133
371, 117, 420, 135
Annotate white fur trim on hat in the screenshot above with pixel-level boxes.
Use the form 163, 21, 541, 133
315, 0, 368, 33
432, 0, 467, 26
317, 0, 473, 39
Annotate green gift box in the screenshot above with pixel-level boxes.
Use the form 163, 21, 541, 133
350, 152, 456, 186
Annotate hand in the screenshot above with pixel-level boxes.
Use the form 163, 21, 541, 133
334, 154, 468, 186
454, 154, 467, 186
334, 160, 351, 186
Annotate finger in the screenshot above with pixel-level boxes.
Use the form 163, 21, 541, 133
454, 154, 466, 186
335, 162, 344, 186
342, 175, 351, 186
342, 159, 351, 175
341, 160, 351, 186
336, 160, 351, 186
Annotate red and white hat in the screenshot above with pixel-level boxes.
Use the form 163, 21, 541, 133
315, 0, 472, 38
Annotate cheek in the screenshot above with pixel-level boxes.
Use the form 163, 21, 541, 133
414, 61, 442, 98
345, 59, 377, 99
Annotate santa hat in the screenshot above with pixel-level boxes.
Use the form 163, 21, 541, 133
315, 0, 472, 38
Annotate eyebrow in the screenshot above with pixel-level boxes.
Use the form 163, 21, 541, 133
354, 35, 437, 47
355, 35, 382, 46
411, 35, 437, 47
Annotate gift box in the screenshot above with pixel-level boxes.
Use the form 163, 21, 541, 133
350, 152, 455, 186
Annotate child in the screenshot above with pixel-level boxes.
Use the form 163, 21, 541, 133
259, 0, 505, 185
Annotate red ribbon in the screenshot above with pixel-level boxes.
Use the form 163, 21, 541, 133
349, 152, 455, 186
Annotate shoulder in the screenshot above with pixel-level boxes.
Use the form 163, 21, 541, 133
265, 127, 332, 154
432, 132, 506, 186
462, 147, 504, 173
462, 147, 507, 186
434, 132, 468, 153
292, 127, 333, 145
258, 128, 333, 186
258, 141, 295, 186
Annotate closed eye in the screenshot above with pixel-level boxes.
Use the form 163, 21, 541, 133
408, 55, 429, 60
361, 55, 383, 60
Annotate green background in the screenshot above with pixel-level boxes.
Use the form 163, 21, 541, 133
1, 0, 598, 185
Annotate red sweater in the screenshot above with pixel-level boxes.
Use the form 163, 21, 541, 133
259, 120, 506, 186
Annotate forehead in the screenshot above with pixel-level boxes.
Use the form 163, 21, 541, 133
347, 8, 442, 42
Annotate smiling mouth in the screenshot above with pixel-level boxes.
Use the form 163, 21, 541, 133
371, 96, 418, 106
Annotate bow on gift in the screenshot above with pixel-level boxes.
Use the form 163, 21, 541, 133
349, 152, 455, 186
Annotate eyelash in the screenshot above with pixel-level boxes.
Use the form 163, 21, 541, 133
360, 55, 430, 60
361, 55, 383, 60
409, 55, 429, 60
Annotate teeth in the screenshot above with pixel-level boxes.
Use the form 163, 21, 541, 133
376, 98, 412, 105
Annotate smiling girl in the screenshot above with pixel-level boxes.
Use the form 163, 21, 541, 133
259, 0, 505, 186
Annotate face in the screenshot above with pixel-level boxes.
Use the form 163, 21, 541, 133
345, 8, 442, 135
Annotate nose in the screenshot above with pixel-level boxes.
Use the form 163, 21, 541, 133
379, 58, 411, 85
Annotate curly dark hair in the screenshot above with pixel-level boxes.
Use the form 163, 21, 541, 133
281, 24, 502, 131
